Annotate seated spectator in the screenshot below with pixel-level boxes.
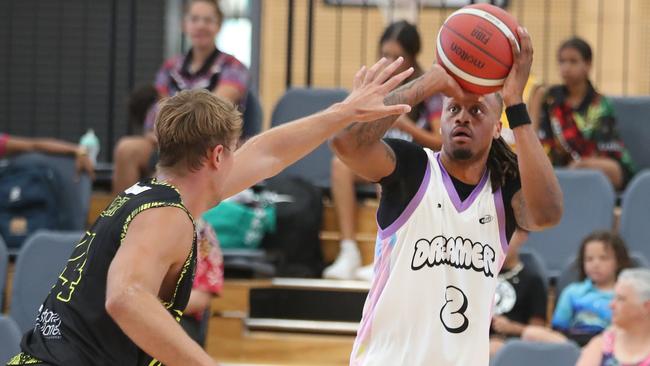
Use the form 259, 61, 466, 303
112, 0, 249, 194
324, 20, 443, 280
0, 132, 94, 179
179, 218, 224, 345
490, 229, 547, 357
532, 37, 635, 190
576, 268, 650, 365
111, 86, 159, 195
523, 231, 632, 346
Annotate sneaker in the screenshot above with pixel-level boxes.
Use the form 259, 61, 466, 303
323, 240, 361, 280
354, 264, 374, 282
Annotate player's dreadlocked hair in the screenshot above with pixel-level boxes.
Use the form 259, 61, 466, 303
486, 93, 519, 192
487, 136, 519, 192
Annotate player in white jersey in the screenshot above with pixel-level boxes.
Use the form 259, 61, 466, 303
331, 27, 563, 366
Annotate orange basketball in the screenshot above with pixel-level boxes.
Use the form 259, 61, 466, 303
436, 4, 520, 94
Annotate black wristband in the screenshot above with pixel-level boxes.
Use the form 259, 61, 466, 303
505, 103, 532, 129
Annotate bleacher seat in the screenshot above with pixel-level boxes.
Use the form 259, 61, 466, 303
10, 231, 83, 332
271, 88, 348, 188
491, 339, 581, 366
525, 169, 615, 278
241, 91, 263, 139
620, 170, 650, 262
2, 153, 91, 253
0, 316, 21, 364
610, 96, 650, 171
520, 249, 550, 291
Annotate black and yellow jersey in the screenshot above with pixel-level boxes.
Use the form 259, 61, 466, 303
8, 179, 197, 366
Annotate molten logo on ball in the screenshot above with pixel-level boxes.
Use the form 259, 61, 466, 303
450, 43, 485, 70
436, 3, 521, 94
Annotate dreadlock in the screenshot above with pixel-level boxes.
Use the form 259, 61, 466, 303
487, 136, 519, 192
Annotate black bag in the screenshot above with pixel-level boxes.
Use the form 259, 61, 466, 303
261, 176, 324, 278
0, 161, 62, 249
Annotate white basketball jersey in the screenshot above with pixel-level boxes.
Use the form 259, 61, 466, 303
351, 150, 509, 366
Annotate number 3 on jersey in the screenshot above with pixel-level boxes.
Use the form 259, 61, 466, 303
56, 232, 96, 302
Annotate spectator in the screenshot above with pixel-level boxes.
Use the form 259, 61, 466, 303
111, 85, 159, 195
523, 231, 632, 346
179, 218, 224, 345
490, 229, 547, 357
576, 268, 650, 366
532, 37, 635, 190
0, 132, 94, 179
112, 0, 249, 194
324, 20, 444, 280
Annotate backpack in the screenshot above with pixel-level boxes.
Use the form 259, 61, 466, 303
261, 176, 324, 278
0, 160, 62, 249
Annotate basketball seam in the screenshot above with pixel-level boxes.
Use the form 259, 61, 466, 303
447, 7, 520, 53
442, 22, 511, 71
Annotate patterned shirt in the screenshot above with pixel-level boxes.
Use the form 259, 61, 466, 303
539, 83, 636, 183
194, 218, 224, 296
145, 48, 249, 132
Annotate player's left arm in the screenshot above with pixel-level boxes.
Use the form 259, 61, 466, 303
502, 27, 563, 231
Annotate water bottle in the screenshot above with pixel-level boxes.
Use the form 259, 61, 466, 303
79, 129, 100, 164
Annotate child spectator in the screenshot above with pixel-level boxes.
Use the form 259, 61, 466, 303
523, 231, 632, 346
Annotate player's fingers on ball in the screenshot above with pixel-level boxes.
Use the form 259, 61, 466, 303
507, 35, 520, 61
518, 27, 532, 53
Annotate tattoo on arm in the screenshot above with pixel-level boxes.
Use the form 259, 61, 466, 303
345, 76, 426, 148
512, 191, 531, 231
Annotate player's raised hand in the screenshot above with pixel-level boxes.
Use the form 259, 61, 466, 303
428, 64, 468, 101
502, 27, 533, 106
340, 57, 413, 123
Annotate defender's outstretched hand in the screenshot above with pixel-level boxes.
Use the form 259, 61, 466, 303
338, 57, 414, 123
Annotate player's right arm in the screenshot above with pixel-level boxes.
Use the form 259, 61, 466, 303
105, 207, 217, 366
330, 65, 465, 182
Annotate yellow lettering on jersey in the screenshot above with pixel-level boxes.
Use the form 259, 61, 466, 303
101, 196, 130, 217
56, 232, 96, 302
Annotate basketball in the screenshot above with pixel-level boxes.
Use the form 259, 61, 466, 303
436, 4, 521, 94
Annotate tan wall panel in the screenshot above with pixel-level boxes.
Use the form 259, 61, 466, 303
259, 0, 288, 130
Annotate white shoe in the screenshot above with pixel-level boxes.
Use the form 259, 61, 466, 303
355, 264, 374, 282
323, 240, 361, 280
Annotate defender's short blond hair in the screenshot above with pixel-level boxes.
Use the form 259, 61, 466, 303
155, 89, 241, 172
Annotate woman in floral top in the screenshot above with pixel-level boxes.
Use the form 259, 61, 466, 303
533, 37, 635, 190
180, 218, 224, 345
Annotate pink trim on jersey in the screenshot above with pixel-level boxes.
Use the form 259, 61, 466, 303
351, 234, 396, 365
